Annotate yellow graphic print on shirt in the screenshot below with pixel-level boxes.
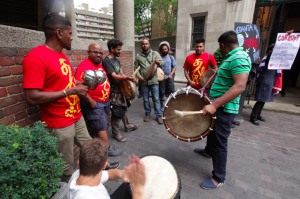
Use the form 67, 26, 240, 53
191, 59, 205, 84
97, 68, 110, 101
59, 58, 80, 118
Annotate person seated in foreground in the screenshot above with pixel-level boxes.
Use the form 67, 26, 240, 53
68, 138, 146, 199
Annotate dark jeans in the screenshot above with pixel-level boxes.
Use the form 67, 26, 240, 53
250, 101, 265, 119
159, 78, 175, 107
141, 84, 162, 118
110, 183, 132, 199
204, 108, 236, 183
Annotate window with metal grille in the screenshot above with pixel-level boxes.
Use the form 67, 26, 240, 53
191, 16, 205, 49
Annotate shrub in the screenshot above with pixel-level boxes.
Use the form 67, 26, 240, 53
0, 121, 64, 199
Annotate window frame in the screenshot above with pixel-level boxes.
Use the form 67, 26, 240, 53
190, 16, 206, 50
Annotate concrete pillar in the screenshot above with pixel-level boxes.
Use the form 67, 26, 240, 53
64, 0, 77, 37
113, 0, 134, 47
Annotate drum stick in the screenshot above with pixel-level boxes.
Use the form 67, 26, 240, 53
174, 110, 203, 117
134, 66, 141, 76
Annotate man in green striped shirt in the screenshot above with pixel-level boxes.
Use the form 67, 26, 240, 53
194, 31, 251, 189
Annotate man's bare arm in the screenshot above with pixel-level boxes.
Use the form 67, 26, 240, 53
202, 72, 248, 115
24, 84, 88, 106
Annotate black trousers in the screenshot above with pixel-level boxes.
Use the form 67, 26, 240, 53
204, 108, 236, 183
110, 183, 132, 199
159, 78, 175, 107
250, 101, 265, 119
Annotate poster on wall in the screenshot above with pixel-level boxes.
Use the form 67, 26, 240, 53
234, 22, 261, 64
268, 33, 300, 70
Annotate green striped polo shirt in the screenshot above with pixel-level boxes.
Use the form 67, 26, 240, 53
210, 47, 251, 114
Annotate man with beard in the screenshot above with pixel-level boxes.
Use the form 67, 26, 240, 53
158, 41, 177, 109
23, 13, 91, 182
183, 38, 218, 90
195, 31, 251, 189
134, 39, 165, 124
75, 43, 122, 156
102, 39, 138, 142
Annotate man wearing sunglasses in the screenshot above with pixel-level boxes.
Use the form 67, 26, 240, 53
75, 43, 122, 160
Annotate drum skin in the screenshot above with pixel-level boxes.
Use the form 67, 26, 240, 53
130, 155, 181, 199
163, 93, 214, 142
119, 80, 136, 101
200, 69, 216, 89
146, 62, 157, 80
157, 67, 165, 81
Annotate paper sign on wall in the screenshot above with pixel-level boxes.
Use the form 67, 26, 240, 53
268, 33, 300, 70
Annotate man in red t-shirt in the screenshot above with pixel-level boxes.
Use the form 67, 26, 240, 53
183, 38, 218, 89
22, 13, 119, 183
75, 43, 122, 156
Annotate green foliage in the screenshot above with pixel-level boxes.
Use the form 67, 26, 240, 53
152, 0, 177, 36
134, 0, 177, 38
0, 121, 64, 199
134, 0, 153, 38
213, 48, 224, 68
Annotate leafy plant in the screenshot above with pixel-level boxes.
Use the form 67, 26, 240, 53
0, 121, 64, 199
213, 48, 224, 68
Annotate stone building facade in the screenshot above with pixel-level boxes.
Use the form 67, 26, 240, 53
175, 0, 256, 76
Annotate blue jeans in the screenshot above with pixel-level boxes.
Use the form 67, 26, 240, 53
141, 84, 162, 118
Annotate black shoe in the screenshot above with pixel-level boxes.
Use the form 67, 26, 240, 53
250, 118, 260, 126
257, 116, 265, 122
104, 162, 120, 170
138, 93, 143, 98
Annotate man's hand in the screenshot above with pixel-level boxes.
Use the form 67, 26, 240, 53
89, 84, 98, 91
167, 75, 172, 79
154, 58, 160, 64
127, 75, 135, 81
139, 76, 144, 82
202, 104, 217, 115
287, 29, 294, 35
189, 80, 195, 87
90, 100, 97, 108
73, 84, 89, 96
125, 154, 146, 187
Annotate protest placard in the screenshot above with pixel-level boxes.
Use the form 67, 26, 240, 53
234, 22, 260, 64
268, 33, 300, 70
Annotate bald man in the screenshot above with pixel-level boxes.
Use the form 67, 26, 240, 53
75, 44, 122, 157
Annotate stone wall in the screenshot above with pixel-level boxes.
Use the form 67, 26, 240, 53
0, 24, 134, 166
175, 0, 256, 76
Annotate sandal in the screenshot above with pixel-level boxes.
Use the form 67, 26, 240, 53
113, 135, 126, 142
125, 124, 138, 132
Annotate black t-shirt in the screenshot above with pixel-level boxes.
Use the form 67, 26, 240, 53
102, 56, 121, 85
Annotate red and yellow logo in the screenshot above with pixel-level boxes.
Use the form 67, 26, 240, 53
59, 58, 81, 118
191, 59, 205, 84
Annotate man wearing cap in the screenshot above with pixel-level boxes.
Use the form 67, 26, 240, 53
158, 41, 177, 109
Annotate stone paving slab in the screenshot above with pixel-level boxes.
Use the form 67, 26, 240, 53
244, 100, 300, 116
105, 92, 300, 199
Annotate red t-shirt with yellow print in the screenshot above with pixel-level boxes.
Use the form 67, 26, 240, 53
183, 52, 217, 89
22, 45, 82, 128
75, 59, 110, 103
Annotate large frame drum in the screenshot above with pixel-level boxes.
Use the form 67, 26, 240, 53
163, 86, 215, 142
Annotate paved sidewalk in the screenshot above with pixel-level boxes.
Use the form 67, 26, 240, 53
105, 93, 300, 199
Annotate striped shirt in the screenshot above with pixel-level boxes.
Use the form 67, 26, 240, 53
210, 47, 251, 114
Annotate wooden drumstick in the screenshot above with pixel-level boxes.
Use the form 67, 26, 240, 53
174, 110, 203, 117
134, 66, 141, 76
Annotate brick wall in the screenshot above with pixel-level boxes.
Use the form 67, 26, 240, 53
0, 47, 133, 166
0, 47, 133, 126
